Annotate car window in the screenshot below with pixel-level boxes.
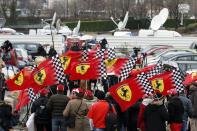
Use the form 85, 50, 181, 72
176, 56, 192, 61
193, 56, 197, 61
13, 44, 26, 49
26, 44, 38, 52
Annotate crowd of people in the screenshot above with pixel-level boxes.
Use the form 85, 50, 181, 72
0, 81, 197, 131
0, 39, 197, 131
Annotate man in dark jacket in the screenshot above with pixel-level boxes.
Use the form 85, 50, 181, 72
0, 100, 12, 131
31, 88, 51, 131
144, 93, 169, 131
179, 91, 192, 131
188, 82, 197, 131
167, 95, 184, 131
47, 84, 70, 131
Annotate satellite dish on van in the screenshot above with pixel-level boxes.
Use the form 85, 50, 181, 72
111, 11, 129, 31
159, 8, 169, 25
72, 20, 81, 36
51, 12, 56, 26
56, 19, 61, 32
150, 15, 162, 30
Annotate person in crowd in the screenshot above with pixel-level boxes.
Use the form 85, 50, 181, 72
87, 90, 116, 131
1, 40, 18, 67
63, 88, 89, 131
126, 99, 142, 131
167, 92, 184, 131
48, 46, 57, 58
144, 93, 169, 131
83, 90, 96, 107
31, 88, 51, 131
0, 59, 5, 100
178, 89, 192, 131
0, 100, 13, 131
37, 46, 47, 57
47, 84, 70, 131
137, 96, 154, 131
188, 82, 197, 131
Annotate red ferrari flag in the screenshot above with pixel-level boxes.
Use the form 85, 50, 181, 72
183, 72, 197, 85
61, 50, 82, 74
69, 59, 100, 80
148, 71, 174, 95
105, 58, 128, 76
6, 67, 32, 91
109, 77, 144, 112
15, 89, 30, 111
31, 59, 58, 90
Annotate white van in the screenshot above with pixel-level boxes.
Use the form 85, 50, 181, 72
138, 29, 182, 37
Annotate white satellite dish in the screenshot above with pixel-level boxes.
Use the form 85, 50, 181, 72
150, 15, 162, 31
72, 20, 81, 36
51, 12, 56, 26
56, 19, 61, 32
159, 8, 169, 25
111, 11, 129, 31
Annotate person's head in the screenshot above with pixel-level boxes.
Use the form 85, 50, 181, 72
84, 90, 94, 100
39, 88, 49, 96
152, 93, 165, 105
96, 90, 105, 100
56, 84, 64, 94
72, 88, 85, 99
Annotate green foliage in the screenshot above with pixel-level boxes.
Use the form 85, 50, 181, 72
65, 19, 197, 32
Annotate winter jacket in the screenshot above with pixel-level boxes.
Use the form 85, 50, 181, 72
179, 95, 192, 121
63, 98, 89, 131
0, 101, 12, 131
47, 94, 70, 118
31, 96, 51, 123
144, 104, 169, 131
189, 88, 197, 118
167, 96, 184, 123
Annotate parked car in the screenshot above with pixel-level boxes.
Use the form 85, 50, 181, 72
161, 53, 197, 74
12, 42, 47, 59
147, 49, 196, 65
141, 45, 173, 56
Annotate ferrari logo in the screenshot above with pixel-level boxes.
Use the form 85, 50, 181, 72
76, 64, 90, 75
117, 84, 132, 101
151, 78, 164, 92
191, 72, 197, 79
34, 69, 46, 85
105, 59, 117, 68
60, 56, 71, 70
14, 72, 23, 86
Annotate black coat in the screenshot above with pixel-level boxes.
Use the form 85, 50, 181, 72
167, 96, 184, 123
144, 104, 169, 131
0, 102, 12, 130
31, 96, 51, 123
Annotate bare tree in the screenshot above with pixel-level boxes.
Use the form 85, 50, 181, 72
166, 0, 185, 28
0, 0, 17, 24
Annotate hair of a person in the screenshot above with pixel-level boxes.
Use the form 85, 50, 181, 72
96, 90, 105, 100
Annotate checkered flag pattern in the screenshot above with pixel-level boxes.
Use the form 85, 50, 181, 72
146, 64, 163, 78
96, 49, 105, 59
51, 54, 65, 84
99, 58, 107, 80
28, 88, 39, 102
97, 50, 107, 79
172, 69, 185, 93
120, 57, 137, 81
107, 48, 116, 60
137, 73, 154, 95
81, 50, 88, 62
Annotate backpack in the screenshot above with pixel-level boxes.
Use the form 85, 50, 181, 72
35, 99, 50, 122
105, 103, 118, 131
